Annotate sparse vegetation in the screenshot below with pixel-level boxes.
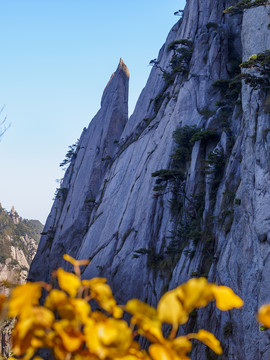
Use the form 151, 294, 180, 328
151, 125, 200, 205
206, 22, 218, 30
190, 129, 219, 145
54, 187, 69, 201
205, 148, 225, 196
198, 107, 216, 119
150, 39, 193, 87
60, 140, 79, 169
240, 51, 270, 90
174, 9, 184, 16
223, 0, 269, 14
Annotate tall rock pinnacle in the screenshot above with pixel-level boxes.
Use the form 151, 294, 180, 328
29, 60, 129, 282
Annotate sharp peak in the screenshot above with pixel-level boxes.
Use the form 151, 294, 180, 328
118, 58, 130, 78
100, 58, 130, 107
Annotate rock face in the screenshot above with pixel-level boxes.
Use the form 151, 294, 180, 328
29, 1, 270, 358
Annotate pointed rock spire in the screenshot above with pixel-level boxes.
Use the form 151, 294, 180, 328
101, 58, 129, 107
29, 60, 129, 281
118, 58, 130, 77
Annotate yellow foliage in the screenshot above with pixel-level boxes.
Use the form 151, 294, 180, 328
149, 344, 175, 360
87, 282, 123, 318
257, 304, 270, 328
0, 254, 245, 360
126, 299, 163, 343
156, 278, 243, 328
57, 268, 81, 297
44, 289, 68, 310
179, 278, 214, 311
212, 285, 244, 311
85, 317, 132, 359
8, 282, 42, 317
187, 330, 222, 355
54, 319, 84, 352
157, 288, 188, 326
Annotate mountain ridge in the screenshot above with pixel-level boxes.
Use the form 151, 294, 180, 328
0, 203, 43, 286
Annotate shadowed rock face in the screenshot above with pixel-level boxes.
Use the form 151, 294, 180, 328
29, 1, 270, 358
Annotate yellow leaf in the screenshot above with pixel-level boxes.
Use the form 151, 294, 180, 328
31, 338, 45, 349
12, 306, 54, 355
257, 304, 270, 328
157, 289, 188, 326
126, 299, 157, 319
150, 343, 191, 360
85, 318, 132, 359
63, 254, 90, 267
113, 305, 123, 319
57, 268, 81, 297
179, 278, 214, 312
32, 307, 55, 328
126, 299, 164, 343
54, 319, 83, 352
212, 285, 243, 311
47, 293, 90, 322
70, 298, 91, 324
84, 319, 104, 358
82, 278, 107, 286
172, 336, 192, 355
149, 344, 172, 360
9, 283, 41, 317
188, 329, 222, 355
89, 282, 123, 317
44, 289, 68, 310
98, 318, 132, 349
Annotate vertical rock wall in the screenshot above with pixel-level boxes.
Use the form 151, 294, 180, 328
29, 1, 270, 358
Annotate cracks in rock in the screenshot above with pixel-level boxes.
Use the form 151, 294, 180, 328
130, 175, 141, 194
250, 102, 260, 144
85, 233, 115, 265
144, 146, 158, 173
115, 228, 137, 256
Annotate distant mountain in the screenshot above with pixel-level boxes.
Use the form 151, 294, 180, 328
0, 203, 43, 286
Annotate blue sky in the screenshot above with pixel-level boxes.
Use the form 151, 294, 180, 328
0, 1, 186, 223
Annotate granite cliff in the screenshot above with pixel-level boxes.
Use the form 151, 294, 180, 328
29, 1, 270, 358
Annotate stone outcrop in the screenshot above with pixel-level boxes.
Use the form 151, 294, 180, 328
29, 1, 270, 358
0, 205, 42, 286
